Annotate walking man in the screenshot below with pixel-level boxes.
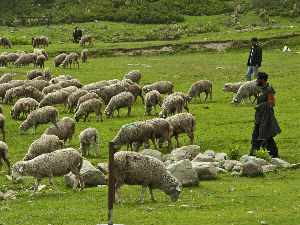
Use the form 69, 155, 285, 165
246, 37, 262, 81
250, 72, 281, 158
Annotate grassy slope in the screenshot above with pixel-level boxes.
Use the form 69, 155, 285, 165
0, 13, 300, 225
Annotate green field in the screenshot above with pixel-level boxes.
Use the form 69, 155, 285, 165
0, 13, 300, 225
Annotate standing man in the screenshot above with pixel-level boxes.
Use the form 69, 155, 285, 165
246, 37, 262, 81
249, 72, 281, 158
73, 27, 79, 43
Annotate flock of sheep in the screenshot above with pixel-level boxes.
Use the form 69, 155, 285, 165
0, 35, 262, 202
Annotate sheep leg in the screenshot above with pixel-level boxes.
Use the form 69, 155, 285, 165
62, 103, 67, 112
49, 177, 59, 194
153, 105, 156, 115
158, 138, 164, 148
93, 142, 99, 156
99, 111, 103, 122
115, 184, 123, 204
140, 185, 147, 203
186, 131, 194, 145
1, 128, 5, 142
167, 138, 174, 151
3, 152, 10, 175
68, 135, 72, 146
175, 135, 180, 147
76, 60, 79, 69
87, 115, 90, 122
150, 137, 157, 150
71, 169, 84, 192
30, 126, 35, 134
117, 108, 120, 117
83, 115, 87, 122
149, 186, 157, 203
127, 106, 131, 117
30, 179, 41, 197
198, 94, 202, 103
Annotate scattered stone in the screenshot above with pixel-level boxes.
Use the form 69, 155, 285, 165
5, 175, 12, 181
271, 158, 291, 168
139, 149, 162, 161
166, 159, 199, 186
241, 162, 263, 177
0, 191, 4, 200
215, 153, 227, 162
261, 221, 268, 225
222, 160, 240, 171
163, 154, 176, 167
230, 171, 240, 176
262, 164, 277, 173
0, 207, 12, 211
232, 165, 241, 172
96, 163, 108, 175
193, 165, 218, 180
170, 145, 201, 161
37, 185, 46, 191
204, 150, 215, 158
247, 211, 255, 213
240, 155, 267, 166
3, 190, 16, 200
65, 160, 106, 187
216, 167, 227, 173
192, 153, 215, 162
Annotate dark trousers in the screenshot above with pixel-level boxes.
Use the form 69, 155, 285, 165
250, 124, 279, 157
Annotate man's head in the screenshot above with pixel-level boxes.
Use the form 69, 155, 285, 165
251, 37, 257, 46
256, 72, 268, 86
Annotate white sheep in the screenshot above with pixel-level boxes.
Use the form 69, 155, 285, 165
144, 90, 162, 116
123, 70, 141, 84
159, 95, 184, 119
163, 92, 189, 112
0, 55, 8, 67
6, 53, 20, 65
82, 79, 119, 91
35, 55, 46, 68
0, 73, 12, 84
44, 67, 52, 81
0, 83, 13, 103
78, 128, 99, 156
142, 81, 174, 95
187, 80, 212, 103
62, 53, 79, 69
81, 49, 88, 62
232, 80, 261, 106
0, 37, 12, 48
114, 151, 181, 203
12, 149, 84, 196
32, 36, 49, 48
50, 75, 72, 84
104, 92, 134, 118
0, 141, 10, 175
80, 35, 93, 47
74, 98, 103, 122
67, 89, 88, 113
27, 69, 43, 80
43, 117, 75, 145
223, 82, 245, 94
33, 49, 48, 60
23, 135, 64, 161
24, 86, 45, 102
39, 90, 69, 112
54, 53, 67, 67
58, 79, 83, 88
11, 97, 39, 119
42, 84, 62, 95
93, 83, 126, 105
75, 92, 98, 111
19, 106, 59, 134
14, 53, 37, 68
26, 80, 50, 92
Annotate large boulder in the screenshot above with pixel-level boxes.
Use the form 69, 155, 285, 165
166, 159, 199, 186
139, 149, 162, 161
222, 160, 241, 171
192, 163, 218, 180
192, 153, 215, 163
65, 160, 106, 187
240, 155, 267, 166
96, 163, 108, 175
262, 164, 277, 173
168, 145, 200, 161
241, 162, 263, 177
271, 158, 291, 168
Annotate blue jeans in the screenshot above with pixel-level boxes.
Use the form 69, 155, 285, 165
246, 66, 259, 81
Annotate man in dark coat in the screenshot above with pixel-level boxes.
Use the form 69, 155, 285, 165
246, 37, 262, 81
73, 27, 79, 43
250, 72, 281, 158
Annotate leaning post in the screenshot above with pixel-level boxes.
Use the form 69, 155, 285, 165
108, 142, 115, 225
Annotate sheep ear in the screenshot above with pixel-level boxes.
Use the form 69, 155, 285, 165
19, 166, 24, 173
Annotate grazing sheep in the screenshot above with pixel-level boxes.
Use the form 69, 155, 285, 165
114, 151, 181, 204
144, 90, 162, 116
0, 37, 12, 48
159, 95, 184, 119
43, 117, 75, 145
79, 128, 99, 156
26, 80, 50, 91
3, 85, 27, 105
42, 84, 62, 95
142, 81, 174, 95
67, 89, 88, 113
3, 88, 15, 104
9, 80, 26, 87
0, 55, 8, 67
33, 49, 48, 60
81, 49, 88, 62
0, 114, 6, 141
187, 80, 212, 103
123, 70, 141, 84
124, 83, 144, 104
165, 92, 189, 113
36, 55, 46, 68
74, 98, 103, 122
82, 79, 119, 91
54, 53, 67, 67
6, 53, 20, 65
14, 53, 37, 68
11, 98, 39, 119
112, 121, 157, 151
19, 106, 59, 134
58, 79, 83, 88
23, 135, 64, 161
80, 35, 93, 47
232, 80, 261, 106
93, 83, 126, 105
76, 92, 98, 111
60, 86, 78, 95
32, 36, 49, 48
223, 82, 245, 94
0, 73, 12, 84
104, 92, 134, 118
62, 53, 79, 69
0, 83, 13, 103
50, 75, 72, 84
44, 67, 52, 81
24, 86, 45, 102
0, 141, 10, 175
159, 113, 196, 148
27, 69, 43, 80
39, 90, 69, 112
12, 149, 84, 196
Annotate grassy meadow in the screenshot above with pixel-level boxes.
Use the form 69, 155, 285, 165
0, 13, 300, 225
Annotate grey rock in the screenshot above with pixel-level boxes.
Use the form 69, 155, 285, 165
271, 158, 291, 168
162, 154, 176, 166
222, 160, 240, 171
262, 164, 277, 173
215, 153, 227, 162
241, 162, 263, 177
216, 167, 227, 173
232, 165, 242, 172
65, 160, 106, 187
204, 150, 215, 158
192, 153, 215, 162
193, 165, 218, 180
3, 190, 16, 200
140, 149, 162, 161
166, 159, 199, 186
230, 171, 240, 176
0, 191, 4, 200
240, 155, 267, 166
96, 163, 108, 175
169, 145, 201, 161
191, 161, 216, 168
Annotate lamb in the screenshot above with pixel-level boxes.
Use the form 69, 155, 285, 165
74, 98, 103, 122
23, 135, 64, 161
67, 89, 88, 113
58, 79, 83, 88
164, 92, 189, 113
43, 117, 75, 145
12, 149, 84, 196
81, 49, 88, 62
82, 79, 119, 91
159, 95, 184, 119
159, 113, 196, 148
19, 106, 59, 134
54, 53, 67, 67
0, 73, 12, 84
0, 37, 12, 48
93, 83, 126, 105
78, 128, 99, 156
0, 114, 6, 141
112, 121, 157, 151
44, 67, 52, 81
232, 80, 261, 106
104, 92, 134, 118
0, 141, 10, 175
62, 53, 79, 69
223, 82, 245, 94
39, 90, 69, 112
24, 86, 45, 102
76, 92, 98, 111
187, 80, 212, 103
11, 98, 39, 119
42, 84, 62, 95
144, 90, 162, 116
0, 55, 8, 67
80, 35, 93, 47
35, 55, 46, 68
0, 83, 13, 103
32, 36, 49, 48
142, 81, 174, 95
114, 151, 181, 204
123, 70, 141, 84
27, 69, 43, 80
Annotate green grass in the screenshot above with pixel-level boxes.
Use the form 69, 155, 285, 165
0, 15, 300, 225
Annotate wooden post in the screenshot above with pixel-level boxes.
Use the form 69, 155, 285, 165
108, 142, 115, 225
